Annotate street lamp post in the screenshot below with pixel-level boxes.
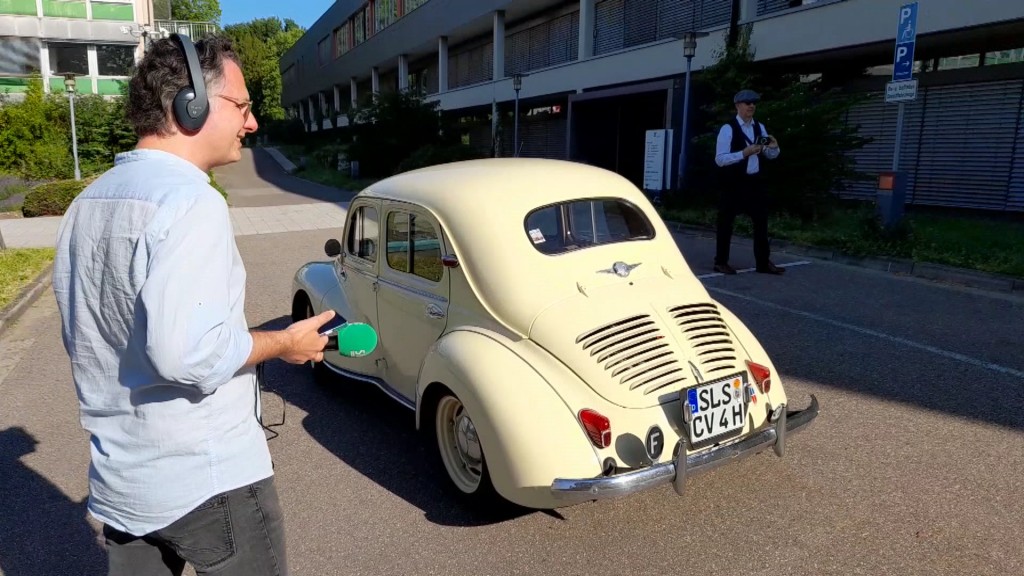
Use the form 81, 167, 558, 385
677, 31, 699, 190
64, 73, 81, 181
512, 73, 522, 157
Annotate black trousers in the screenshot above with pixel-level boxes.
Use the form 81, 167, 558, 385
715, 173, 771, 268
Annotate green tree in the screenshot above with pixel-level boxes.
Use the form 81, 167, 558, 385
346, 90, 470, 177
223, 17, 306, 121
0, 77, 72, 180
170, 0, 221, 23
691, 26, 873, 221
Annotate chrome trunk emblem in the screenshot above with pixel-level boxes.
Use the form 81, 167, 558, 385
598, 261, 641, 277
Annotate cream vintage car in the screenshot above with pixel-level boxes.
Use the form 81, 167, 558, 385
291, 157, 818, 509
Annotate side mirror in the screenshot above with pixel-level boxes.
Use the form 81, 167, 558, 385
324, 239, 342, 258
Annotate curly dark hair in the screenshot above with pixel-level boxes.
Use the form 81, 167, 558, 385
125, 35, 241, 137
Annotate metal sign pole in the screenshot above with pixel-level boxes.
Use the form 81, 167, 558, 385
892, 101, 904, 171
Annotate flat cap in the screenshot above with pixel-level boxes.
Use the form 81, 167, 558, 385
734, 89, 761, 103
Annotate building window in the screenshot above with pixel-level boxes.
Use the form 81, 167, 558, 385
318, 35, 331, 66
96, 44, 135, 76
985, 48, 1024, 66
0, 37, 42, 75
334, 22, 351, 57
374, 0, 398, 33
48, 43, 88, 76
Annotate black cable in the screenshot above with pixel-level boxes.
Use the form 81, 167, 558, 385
254, 360, 287, 441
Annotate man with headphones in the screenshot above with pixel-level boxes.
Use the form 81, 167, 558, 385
52, 34, 325, 575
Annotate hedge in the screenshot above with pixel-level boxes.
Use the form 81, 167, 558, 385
21, 178, 92, 217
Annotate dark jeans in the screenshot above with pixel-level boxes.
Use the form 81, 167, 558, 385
715, 174, 771, 268
102, 476, 287, 576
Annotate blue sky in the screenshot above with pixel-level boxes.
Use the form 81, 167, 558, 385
220, 0, 335, 29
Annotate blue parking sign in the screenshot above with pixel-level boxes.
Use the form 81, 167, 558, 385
892, 2, 918, 81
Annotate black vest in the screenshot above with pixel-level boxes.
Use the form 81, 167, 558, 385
724, 117, 764, 181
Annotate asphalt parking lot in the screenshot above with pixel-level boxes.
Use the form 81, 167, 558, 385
1, 226, 1022, 576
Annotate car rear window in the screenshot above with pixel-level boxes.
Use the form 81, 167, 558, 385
524, 198, 655, 255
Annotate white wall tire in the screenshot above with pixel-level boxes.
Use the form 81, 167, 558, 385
432, 392, 502, 505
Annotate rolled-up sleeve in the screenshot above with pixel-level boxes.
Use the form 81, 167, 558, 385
140, 194, 253, 394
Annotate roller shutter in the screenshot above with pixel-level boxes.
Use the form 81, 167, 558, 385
1010, 94, 1024, 211
624, 0, 658, 48
843, 79, 1024, 211
758, 0, 792, 17
595, 0, 625, 55
912, 80, 1021, 210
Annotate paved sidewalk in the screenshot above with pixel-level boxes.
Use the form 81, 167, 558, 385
0, 203, 350, 248
0, 147, 353, 248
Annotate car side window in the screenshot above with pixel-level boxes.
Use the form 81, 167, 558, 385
386, 210, 443, 282
346, 205, 379, 262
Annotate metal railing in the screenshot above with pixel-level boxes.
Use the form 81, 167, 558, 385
153, 20, 220, 40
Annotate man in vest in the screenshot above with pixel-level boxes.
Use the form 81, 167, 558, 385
713, 89, 784, 275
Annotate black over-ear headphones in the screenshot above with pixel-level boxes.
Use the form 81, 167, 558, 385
169, 33, 209, 132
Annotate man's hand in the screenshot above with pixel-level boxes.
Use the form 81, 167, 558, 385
743, 144, 764, 157
765, 135, 779, 149
281, 309, 335, 364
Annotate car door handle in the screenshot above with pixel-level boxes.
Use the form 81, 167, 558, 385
425, 304, 445, 319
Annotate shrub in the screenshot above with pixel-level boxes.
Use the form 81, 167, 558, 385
21, 178, 92, 217
395, 143, 483, 174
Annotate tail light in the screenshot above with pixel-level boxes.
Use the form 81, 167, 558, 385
746, 360, 772, 393
578, 409, 611, 448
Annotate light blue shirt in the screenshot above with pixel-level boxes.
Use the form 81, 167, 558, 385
715, 114, 781, 174
52, 149, 272, 536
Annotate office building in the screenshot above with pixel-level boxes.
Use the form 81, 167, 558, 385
281, 0, 1024, 211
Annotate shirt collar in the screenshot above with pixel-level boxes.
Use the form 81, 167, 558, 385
114, 149, 211, 183
735, 114, 754, 127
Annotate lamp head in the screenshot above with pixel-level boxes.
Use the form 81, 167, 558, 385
63, 73, 75, 93
683, 31, 697, 58
512, 73, 522, 91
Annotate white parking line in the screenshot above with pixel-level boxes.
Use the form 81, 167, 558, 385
709, 286, 1024, 380
697, 260, 812, 279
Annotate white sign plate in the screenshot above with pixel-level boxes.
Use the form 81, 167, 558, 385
886, 79, 918, 103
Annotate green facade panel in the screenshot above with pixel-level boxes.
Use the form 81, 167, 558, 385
0, 77, 30, 92
0, 0, 38, 16
42, 0, 87, 18
91, 2, 133, 21
97, 78, 127, 95
49, 76, 93, 93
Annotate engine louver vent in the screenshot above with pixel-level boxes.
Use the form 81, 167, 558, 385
576, 314, 687, 396
667, 303, 738, 376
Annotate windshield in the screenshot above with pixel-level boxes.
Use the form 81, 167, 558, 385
524, 198, 655, 255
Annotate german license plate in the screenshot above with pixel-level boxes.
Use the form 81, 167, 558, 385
684, 374, 748, 446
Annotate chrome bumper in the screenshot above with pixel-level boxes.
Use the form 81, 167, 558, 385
550, 395, 819, 503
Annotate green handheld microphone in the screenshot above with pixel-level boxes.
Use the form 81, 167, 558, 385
321, 321, 378, 358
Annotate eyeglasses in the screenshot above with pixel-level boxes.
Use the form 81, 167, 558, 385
739, 101, 758, 105
217, 94, 252, 122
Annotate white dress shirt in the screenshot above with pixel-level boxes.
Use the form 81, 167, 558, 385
52, 149, 272, 536
715, 114, 781, 174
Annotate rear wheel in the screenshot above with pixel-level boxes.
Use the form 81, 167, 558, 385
433, 392, 500, 503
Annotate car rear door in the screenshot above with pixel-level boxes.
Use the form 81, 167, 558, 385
375, 201, 451, 402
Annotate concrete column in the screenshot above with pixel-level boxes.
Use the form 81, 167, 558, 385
85, 0, 93, 20
40, 41, 50, 93
350, 77, 358, 108
438, 36, 449, 93
739, 0, 758, 23
371, 67, 380, 97
579, 0, 595, 59
334, 84, 341, 112
87, 45, 98, 93
398, 54, 409, 91
492, 10, 505, 81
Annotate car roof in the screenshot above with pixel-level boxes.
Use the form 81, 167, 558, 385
358, 158, 651, 218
